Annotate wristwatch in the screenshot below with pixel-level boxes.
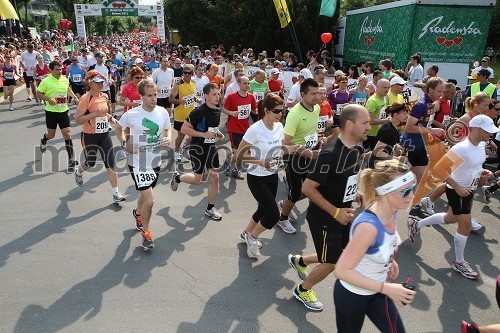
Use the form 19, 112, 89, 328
121, 140, 126, 147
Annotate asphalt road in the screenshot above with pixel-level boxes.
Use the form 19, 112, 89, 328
0, 87, 499, 333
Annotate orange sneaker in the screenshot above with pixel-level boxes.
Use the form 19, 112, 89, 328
132, 209, 143, 231
141, 230, 154, 249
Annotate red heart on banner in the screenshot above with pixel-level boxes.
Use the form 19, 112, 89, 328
364, 36, 369, 46
370, 36, 375, 43
444, 40, 454, 48
453, 37, 463, 45
436, 37, 445, 45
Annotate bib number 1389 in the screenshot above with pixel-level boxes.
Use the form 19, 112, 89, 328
133, 168, 157, 188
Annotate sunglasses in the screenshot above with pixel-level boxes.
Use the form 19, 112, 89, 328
183, 71, 193, 75
393, 184, 416, 198
270, 108, 284, 114
134, 76, 143, 79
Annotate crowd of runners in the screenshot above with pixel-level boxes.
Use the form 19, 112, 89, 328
1, 31, 500, 333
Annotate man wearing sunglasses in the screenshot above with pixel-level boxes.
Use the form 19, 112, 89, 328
169, 64, 198, 162
408, 115, 499, 280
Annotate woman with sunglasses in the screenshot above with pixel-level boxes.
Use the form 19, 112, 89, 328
334, 159, 417, 333
67, 57, 86, 101
74, 70, 125, 203
1, 54, 20, 111
235, 93, 297, 258
120, 66, 144, 114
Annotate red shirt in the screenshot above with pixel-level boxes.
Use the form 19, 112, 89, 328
121, 82, 141, 113
318, 100, 332, 136
224, 92, 257, 134
268, 78, 281, 93
35, 63, 50, 82
435, 97, 451, 124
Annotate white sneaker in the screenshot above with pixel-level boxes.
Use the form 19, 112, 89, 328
205, 207, 222, 220
174, 151, 181, 162
471, 218, 483, 231
245, 233, 261, 258
276, 219, 296, 234
278, 200, 297, 221
420, 197, 435, 215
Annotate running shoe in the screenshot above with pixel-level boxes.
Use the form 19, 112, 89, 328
471, 218, 484, 232
141, 230, 154, 249
117, 149, 127, 161
409, 205, 427, 220
113, 192, 126, 203
74, 169, 83, 187
205, 207, 222, 220
27, 97, 32, 101
8, 106, 14, 111
230, 168, 244, 180
40, 137, 47, 153
293, 286, 324, 311
452, 261, 479, 280
407, 216, 420, 242
276, 219, 296, 234
170, 171, 180, 191
278, 200, 297, 221
461, 321, 479, 333
245, 233, 261, 258
239, 231, 262, 248
68, 159, 78, 171
132, 209, 143, 231
174, 151, 181, 162
481, 186, 491, 204
420, 197, 435, 215
288, 254, 309, 280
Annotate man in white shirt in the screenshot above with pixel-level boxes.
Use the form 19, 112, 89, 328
223, 69, 245, 100
286, 68, 312, 108
20, 44, 39, 102
405, 54, 424, 85
192, 64, 211, 106
90, 52, 110, 94
472, 57, 494, 81
151, 56, 175, 115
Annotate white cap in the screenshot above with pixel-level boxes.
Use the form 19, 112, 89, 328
299, 68, 312, 79
270, 68, 280, 75
390, 76, 407, 86
469, 115, 500, 134
333, 70, 344, 77
134, 58, 143, 64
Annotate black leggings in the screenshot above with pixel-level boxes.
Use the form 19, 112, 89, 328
81, 132, 115, 169
247, 173, 279, 229
285, 154, 311, 203
334, 280, 406, 333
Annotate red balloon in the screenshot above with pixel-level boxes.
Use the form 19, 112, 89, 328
151, 37, 158, 45
132, 49, 138, 54
321, 32, 333, 44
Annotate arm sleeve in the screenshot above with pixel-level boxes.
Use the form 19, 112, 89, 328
242, 125, 257, 144
283, 111, 299, 137
410, 102, 426, 119
118, 112, 130, 129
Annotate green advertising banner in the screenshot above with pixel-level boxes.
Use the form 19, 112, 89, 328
409, 5, 492, 64
101, 8, 138, 16
343, 4, 416, 69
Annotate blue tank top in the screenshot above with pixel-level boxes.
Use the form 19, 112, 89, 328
68, 64, 85, 85
351, 88, 369, 105
2, 64, 14, 80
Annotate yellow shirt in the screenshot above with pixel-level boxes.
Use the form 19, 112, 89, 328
173, 80, 196, 122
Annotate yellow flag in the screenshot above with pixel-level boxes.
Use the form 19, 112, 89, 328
273, 0, 291, 28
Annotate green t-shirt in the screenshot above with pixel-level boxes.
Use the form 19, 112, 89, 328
366, 94, 387, 137
284, 102, 320, 146
37, 74, 70, 113
249, 80, 268, 103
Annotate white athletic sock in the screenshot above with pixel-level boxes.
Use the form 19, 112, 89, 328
112, 187, 119, 194
416, 212, 445, 229
454, 232, 468, 263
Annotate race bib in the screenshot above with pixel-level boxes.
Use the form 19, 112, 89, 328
304, 133, 318, 150
343, 174, 359, 202
204, 127, 218, 144
237, 104, 251, 119
336, 103, 345, 116
355, 98, 366, 106
378, 107, 387, 120
4, 72, 14, 80
159, 86, 171, 96
54, 94, 67, 107
174, 77, 182, 85
269, 149, 282, 170
133, 167, 157, 188
196, 90, 204, 99
72, 74, 82, 83
317, 115, 329, 133
184, 94, 195, 108
94, 116, 108, 133
132, 99, 141, 106
427, 113, 435, 128
443, 115, 451, 127
254, 91, 264, 102
466, 170, 482, 190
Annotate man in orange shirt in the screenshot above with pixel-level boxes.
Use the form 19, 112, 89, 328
205, 64, 222, 88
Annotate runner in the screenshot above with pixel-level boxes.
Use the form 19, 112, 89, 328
317, 84, 333, 139
364, 79, 390, 150
37, 60, 79, 170
286, 68, 312, 108
288, 104, 370, 311
235, 93, 291, 257
151, 56, 175, 115
120, 67, 144, 114
116, 79, 172, 249
407, 115, 499, 279
387, 76, 406, 105
327, 75, 350, 138
20, 44, 40, 104
268, 68, 284, 98
170, 83, 224, 220
405, 54, 424, 85
222, 76, 257, 179
105, 59, 118, 115
73, 70, 125, 203
349, 74, 369, 106
169, 64, 197, 162
334, 159, 417, 332
67, 56, 86, 101
192, 64, 211, 106
0, 54, 20, 111
223, 69, 245, 100
34, 54, 50, 86
249, 69, 269, 104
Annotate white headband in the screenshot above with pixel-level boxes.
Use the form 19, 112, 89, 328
376, 172, 415, 195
